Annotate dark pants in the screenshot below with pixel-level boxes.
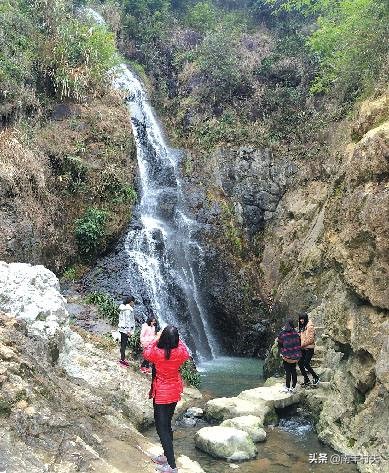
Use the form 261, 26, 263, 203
120, 332, 128, 361
154, 401, 177, 469
298, 348, 318, 382
283, 360, 297, 388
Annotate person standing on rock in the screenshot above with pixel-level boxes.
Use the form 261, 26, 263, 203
277, 319, 302, 393
298, 313, 320, 387
118, 296, 136, 367
143, 325, 190, 473
140, 314, 157, 373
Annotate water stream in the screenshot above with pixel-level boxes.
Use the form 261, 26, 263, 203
85, 12, 358, 472
147, 358, 358, 473
111, 65, 218, 362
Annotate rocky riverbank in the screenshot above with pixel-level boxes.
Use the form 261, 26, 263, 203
0, 261, 205, 473
180, 91, 389, 470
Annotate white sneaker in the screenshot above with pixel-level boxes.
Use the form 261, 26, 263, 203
289, 387, 296, 393
279, 386, 290, 393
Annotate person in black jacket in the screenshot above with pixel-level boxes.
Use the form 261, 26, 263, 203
277, 319, 302, 393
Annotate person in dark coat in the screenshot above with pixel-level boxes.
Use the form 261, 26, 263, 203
277, 319, 302, 393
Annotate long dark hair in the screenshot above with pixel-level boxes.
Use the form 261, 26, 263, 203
146, 315, 156, 326
298, 313, 308, 332
157, 325, 179, 360
123, 295, 135, 305
284, 318, 296, 331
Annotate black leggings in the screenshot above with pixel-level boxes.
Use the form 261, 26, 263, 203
283, 361, 297, 388
120, 332, 128, 361
154, 401, 177, 469
298, 348, 318, 382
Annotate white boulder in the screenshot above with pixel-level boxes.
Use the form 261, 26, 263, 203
195, 426, 257, 461
238, 383, 301, 409
221, 415, 267, 442
0, 262, 68, 337
205, 396, 275, 424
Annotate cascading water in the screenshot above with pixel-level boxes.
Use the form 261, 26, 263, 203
110, 65, 218, 361
82, 8, 219, 360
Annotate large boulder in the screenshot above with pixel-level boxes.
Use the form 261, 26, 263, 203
238, 383, 301, 409
0, 262, 154, 430
221, 415, 267, 442
0, 261, 68, 337
194, 426, 257, 461
205, 396, 276, 424
58, 329, 153, 430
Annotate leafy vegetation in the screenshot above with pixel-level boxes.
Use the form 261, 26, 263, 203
266, 0, 389, 99
75, 208, 109, 259
180, 359, 201, 388
128, 328, 142, 357
62, 264, 88, 282
0, 0, 118, 122
85, 291, 120, 324
93, 0, 387, 155
43, 19, 119, 101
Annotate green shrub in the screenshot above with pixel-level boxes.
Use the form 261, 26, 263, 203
100, 170, 138, 203
0, 0, 120, 121
196, 28, 250, 103
265, 0, 389, 98
0, 398, 12, 416
75, 208, 109, 258
128, 328, 142, 357
186, 1, 218, 34
44, 20, 119, 101
85, 291, 120, 324
62, 264, 87, 282
62, 266, 77, 282
117, 185, 137, 204
121, 0, 171, 41
0, 0, 39, 117
180, 359, 201, 388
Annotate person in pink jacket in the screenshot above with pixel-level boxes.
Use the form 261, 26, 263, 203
140, 315, 157, 373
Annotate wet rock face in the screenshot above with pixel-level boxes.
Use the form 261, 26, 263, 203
179, 147, 296, 355
212, 147, 295, 235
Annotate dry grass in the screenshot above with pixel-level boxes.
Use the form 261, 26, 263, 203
0, 93, 137, 273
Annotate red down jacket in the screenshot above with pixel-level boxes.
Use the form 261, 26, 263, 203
143, 340, 190, 404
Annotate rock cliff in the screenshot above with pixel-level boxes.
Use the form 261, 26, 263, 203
183, 92, 389, 469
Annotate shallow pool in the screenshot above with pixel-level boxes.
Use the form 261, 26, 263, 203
147, 356, 358, 473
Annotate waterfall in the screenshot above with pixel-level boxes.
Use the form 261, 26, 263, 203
82, 9, 219, 360
111, 64, 218, 361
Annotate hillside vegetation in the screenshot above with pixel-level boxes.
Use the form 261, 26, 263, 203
0, 0, 137, 273
95, 0, 388, 155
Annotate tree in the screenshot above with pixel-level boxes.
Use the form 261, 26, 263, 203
264, 0, 389, 97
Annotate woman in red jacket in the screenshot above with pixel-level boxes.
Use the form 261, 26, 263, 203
143, 325, 189, 473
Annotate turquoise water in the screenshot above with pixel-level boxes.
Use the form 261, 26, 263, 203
197, 356, 264, 397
